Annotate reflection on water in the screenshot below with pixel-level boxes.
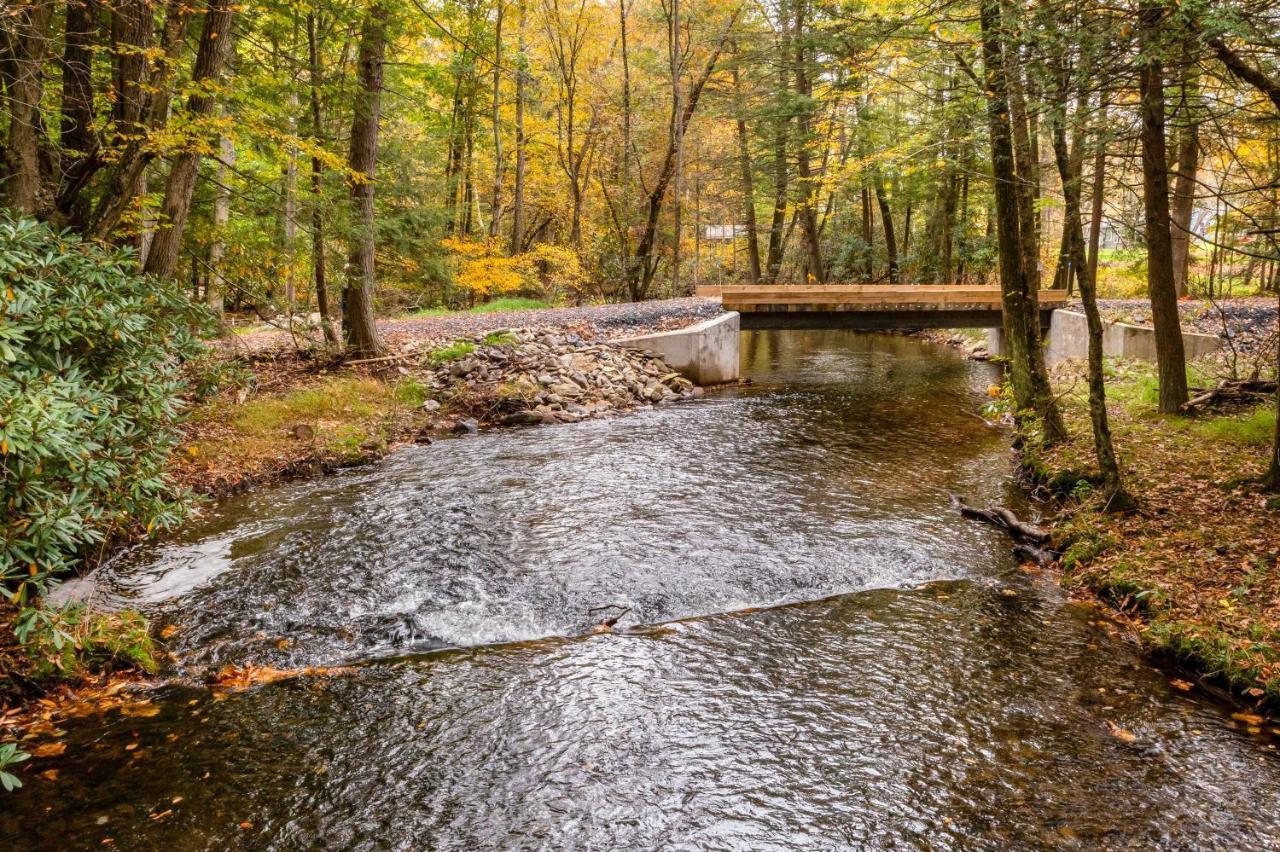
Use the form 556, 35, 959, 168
6, 330, 1278, 850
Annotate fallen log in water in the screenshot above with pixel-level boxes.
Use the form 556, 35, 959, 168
951, 495, 1057, 566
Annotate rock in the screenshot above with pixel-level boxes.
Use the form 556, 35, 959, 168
422, 399, 441, 412
550, 382, 582, 398
690, 386, 705, 398
502, 411, 544, 427
452, 418, 479, 434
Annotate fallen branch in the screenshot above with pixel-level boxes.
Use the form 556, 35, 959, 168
951, 495, 1049, 544
343, 352, 412, 366
952, 495, 1057, 566
1181, 379, 1277, 413
588, 604, 632, 632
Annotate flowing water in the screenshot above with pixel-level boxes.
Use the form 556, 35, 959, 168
6, 330, 1280, 850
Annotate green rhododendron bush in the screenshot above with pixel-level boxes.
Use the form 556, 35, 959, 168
0, 215, 213, 620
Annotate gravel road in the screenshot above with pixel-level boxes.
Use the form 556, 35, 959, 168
236, 297, 725, 352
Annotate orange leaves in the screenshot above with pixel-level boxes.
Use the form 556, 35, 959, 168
209, 663, 354, 691
1106, 721, 1138, 744
29, 741, 67, 758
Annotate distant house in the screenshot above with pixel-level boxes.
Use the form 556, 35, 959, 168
703, 224, 746, 241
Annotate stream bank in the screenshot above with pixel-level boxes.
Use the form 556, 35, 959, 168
1022, 357, 1280, 713
172, 327, 701, 499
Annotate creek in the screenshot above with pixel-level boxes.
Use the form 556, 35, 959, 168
6, 330, 1279, 850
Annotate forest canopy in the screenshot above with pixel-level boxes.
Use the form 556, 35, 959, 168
1, 0, 1277, 318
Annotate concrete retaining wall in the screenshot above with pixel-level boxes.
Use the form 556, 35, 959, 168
616, 311, 740, 385
1046, 309, 1222, 365
988, 309, 1222, 364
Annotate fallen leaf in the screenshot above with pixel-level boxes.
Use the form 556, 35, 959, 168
30, 742, 66, 758
1169, 678, 1193, 692
1232, 712, 1265, 725
1106, 721, 1138, 743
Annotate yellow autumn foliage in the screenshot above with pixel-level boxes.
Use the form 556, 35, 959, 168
442, 237, 589, 301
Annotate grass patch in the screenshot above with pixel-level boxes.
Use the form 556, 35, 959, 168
470, 297, 555, 313
178, 376, 397, 488
1192, 406, 1276, 447
483, 330, 517, 346
428, 340, 476, 364
403, 297, 557, 319
230, 378, 388, 436
393, 376, 431, 406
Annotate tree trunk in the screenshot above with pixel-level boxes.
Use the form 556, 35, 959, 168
792, 0, 824, 283
208, 130, 233, 318
1086, 101, 1107, 287
902, 201, 912, 257
1270, 292, 1280, 491
1170, 120, 1198, 296
2, 1, 54, 215
462, 112, 476, 236
510, 0, 526, 255
615, 0, 632, 279
82, 0, 191, 241
57, 0, 98, 225
861, 183, 874, 278
488, 0, 504, 238
284, 89, 299, 307
1138, 0, 1189, 413
764, 0, 790, 284
343, 3, 388, 356
143, 0, 236, 279
956, 164, 970, 283
308, 12, 339, 347
1049, 94, 1126, 502
873, 169, 898, 284
732, 53, 762, 284
979, 0, 1066, 443
1005, 47, 1041, 294
669, 0, 684, 294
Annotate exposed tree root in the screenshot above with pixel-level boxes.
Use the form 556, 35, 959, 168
951, 494, 1058, 566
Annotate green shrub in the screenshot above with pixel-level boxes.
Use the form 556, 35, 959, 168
0, 214, 213, 605
15, 605, 156, 678
0, 742, 28, 791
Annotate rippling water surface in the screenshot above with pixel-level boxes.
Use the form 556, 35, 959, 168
6, 330, 1279, 850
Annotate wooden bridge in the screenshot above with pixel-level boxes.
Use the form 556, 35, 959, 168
713, 285, 1069, 330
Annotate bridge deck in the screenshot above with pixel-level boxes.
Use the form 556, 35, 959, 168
721, 285, 1068, 330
